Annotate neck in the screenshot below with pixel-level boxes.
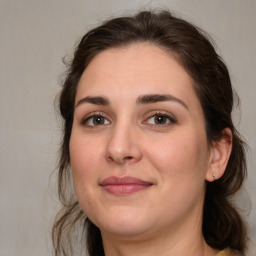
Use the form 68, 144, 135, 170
102, 229, 218, 256
101, 201, 219, 256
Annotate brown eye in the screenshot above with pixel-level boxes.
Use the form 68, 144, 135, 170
154, 115, 167, 124
82, 114, 110, 126
145, 113, 176, 126
93, 116, 105, 125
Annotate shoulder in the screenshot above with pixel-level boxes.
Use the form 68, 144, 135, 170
217, 248, 244, 256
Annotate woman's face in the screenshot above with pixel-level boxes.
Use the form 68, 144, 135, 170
70, 43, 213, 240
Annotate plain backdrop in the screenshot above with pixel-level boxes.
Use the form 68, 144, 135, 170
0, 0, 255, 255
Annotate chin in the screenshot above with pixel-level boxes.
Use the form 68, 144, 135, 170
93, 206, 153, 238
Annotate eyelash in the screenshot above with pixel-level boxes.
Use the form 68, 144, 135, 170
80, 111, 177, 127
81, 112, 110, 127
143, 111, 177, 127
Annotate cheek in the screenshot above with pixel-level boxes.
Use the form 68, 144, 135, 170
69, 134, 103, 198
147, 133, 209, 214
70, 131, 104, 171
146, 130, 209, 187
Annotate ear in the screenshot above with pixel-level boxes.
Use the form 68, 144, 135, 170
205, 128, 233, 182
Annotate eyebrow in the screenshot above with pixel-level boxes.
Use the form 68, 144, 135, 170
75, 94, 188, 110
136, 94, 188, 110
75, 96, 110, 107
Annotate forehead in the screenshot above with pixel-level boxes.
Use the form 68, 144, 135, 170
76, 43, 199, 107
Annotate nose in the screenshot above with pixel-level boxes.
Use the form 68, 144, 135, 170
105, 121, 143, 165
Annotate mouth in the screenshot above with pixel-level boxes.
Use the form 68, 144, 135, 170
100, 176, 153, 195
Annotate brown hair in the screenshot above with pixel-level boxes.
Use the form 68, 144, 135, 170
52, 10, 247, 255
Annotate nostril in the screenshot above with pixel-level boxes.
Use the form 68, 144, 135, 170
124, 156, 133, 160
107, 155, 134, 164
123, 156, 135, 163
107, 156, 114, 162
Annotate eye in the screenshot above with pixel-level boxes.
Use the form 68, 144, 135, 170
82, 114, 110, 126
145, 113, 176, 126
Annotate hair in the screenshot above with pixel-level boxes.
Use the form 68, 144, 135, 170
52, 10, 247, 256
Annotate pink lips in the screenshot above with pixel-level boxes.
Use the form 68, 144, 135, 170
100, 176, 153, 195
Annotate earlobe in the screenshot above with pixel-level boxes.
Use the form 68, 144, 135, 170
205, 128, 233, 182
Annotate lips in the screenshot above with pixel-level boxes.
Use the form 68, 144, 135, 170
100, 176, 153, 195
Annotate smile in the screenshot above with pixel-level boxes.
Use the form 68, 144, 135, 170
100, 176, 153, 195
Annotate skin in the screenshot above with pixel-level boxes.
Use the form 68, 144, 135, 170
69, 43, 232, 256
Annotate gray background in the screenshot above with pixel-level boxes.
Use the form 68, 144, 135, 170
0, 0, 255, 255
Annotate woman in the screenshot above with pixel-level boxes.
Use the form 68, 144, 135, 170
52, 10, 247, 256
